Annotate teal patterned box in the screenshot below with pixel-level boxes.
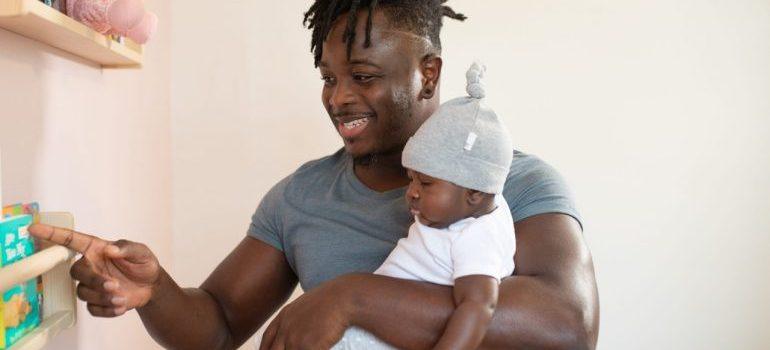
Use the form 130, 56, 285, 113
0, 215, 40, 349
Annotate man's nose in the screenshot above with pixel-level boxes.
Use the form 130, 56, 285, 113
329, 80, 355, 109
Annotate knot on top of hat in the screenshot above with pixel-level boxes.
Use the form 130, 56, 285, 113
465, 62, 487, 99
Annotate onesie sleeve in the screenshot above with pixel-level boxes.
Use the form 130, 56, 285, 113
450, 215, 516, 283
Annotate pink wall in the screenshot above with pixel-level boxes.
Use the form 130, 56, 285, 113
0, 1, 171, 349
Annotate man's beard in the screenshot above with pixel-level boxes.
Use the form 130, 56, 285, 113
352, 147, 403, 166
353, 88, 414, 167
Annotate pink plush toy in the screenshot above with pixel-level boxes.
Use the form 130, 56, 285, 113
66, 0, 157, 44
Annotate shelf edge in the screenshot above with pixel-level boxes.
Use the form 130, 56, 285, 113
0, 0, 144, 67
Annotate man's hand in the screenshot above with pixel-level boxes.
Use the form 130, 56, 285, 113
28, 224, 161, 317
259, 277, 352, 350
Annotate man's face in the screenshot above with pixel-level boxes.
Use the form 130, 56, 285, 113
318, 10, 428, 159
405, 169, 473, 229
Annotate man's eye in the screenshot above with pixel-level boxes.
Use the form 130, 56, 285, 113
353, 74, 374, 82
321, 76, 335, 85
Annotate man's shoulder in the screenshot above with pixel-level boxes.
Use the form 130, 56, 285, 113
504, 150, 582, 226
292, 147, 347, 183
265, 148, 348, 199
249, 149, 350, 248
508, 150, 559, 181
296, 148, 347, 172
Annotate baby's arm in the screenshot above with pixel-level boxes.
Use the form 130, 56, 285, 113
433, 275, 498, 350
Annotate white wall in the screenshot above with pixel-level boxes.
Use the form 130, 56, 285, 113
0, 1, 172, 349
170, 0, 770, 349
170, 2, 328, 347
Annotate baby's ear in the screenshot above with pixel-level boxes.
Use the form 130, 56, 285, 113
465, 189, 485, 206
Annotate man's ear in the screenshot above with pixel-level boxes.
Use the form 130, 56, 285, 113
419, 54, 442, 100
465, 189, 485, 206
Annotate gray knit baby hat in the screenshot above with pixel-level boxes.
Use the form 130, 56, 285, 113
402, 62, 513, 194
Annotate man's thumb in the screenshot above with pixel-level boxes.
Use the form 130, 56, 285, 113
105, 240, 152, 264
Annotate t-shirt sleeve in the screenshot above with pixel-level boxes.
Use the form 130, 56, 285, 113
246, 175, 291, 252
503, 152, 583, 229
451, 218, 514, 283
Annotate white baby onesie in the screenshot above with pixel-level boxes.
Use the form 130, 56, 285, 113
375, 194, 516, 285
330, 195, 516, 350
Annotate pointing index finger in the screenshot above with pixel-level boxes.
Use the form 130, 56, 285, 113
28, 224, 103, 255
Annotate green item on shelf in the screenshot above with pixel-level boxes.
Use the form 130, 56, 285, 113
0, 215, 41, 349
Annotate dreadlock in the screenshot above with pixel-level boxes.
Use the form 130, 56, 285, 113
303, 0, 467, 67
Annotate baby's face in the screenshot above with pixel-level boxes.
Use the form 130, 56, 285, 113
405, 169, 475, 229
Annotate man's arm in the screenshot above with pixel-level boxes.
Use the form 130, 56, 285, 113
343, 213, 599, 349
433, 275, 498, 350
139, 237, 298, 349
28, 224, 298, 349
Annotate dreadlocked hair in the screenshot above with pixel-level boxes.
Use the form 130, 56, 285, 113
303, 0, 467, 67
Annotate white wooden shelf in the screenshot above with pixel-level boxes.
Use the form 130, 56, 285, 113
7, 311, 73, 350
0, 0, 143, 68
0, 245, 76, 292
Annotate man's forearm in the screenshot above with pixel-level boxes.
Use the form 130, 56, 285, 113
344, 273, 593, 350
137, 269, 235, 350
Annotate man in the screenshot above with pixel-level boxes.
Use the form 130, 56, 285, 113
30, 1, 599, 349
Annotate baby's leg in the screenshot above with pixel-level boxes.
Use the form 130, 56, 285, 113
330, 326, 397, 350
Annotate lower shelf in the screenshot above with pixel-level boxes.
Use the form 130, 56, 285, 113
1, 213, 78, 350
9, 311, 74, 350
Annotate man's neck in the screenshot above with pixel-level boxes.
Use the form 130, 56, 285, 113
353, 152, 409, 192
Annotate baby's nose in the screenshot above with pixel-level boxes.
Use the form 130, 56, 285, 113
406, 185, 419, 199
405, 193, 418, 208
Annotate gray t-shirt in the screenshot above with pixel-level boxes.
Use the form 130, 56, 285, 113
248, 149, 581, 291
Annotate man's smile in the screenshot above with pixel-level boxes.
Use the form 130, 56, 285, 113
335, 114, 373, 139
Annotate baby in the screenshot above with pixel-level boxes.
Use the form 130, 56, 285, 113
332, 62, 515, 350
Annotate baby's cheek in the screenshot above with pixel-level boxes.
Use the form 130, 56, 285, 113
425, 197, 453, 222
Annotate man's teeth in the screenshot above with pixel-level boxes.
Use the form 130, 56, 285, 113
343, 118, 368, 129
